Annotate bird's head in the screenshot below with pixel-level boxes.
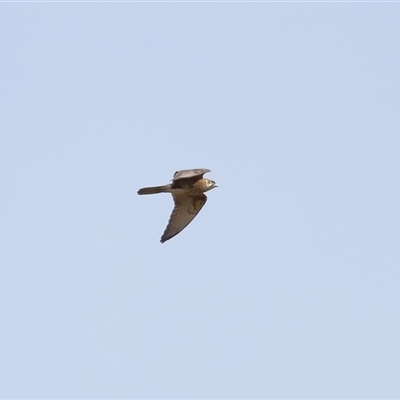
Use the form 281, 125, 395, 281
205, 179, 218, 191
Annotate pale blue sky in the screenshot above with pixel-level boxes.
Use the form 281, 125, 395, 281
1, 3, 399, 398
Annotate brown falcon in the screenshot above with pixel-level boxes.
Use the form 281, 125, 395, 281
137, 168, 218, 243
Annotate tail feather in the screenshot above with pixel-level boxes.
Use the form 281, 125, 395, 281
137, 184, 171, 195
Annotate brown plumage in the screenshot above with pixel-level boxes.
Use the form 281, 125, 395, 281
137, 168, 218, 243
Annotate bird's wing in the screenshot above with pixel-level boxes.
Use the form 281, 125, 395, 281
160, 193, 207, 243
172, 168, 210, 181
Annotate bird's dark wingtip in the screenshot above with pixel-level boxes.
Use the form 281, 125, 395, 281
160, 236, 167, 243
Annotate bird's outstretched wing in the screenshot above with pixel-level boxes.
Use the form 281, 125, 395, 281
160, 193, 207, 243
172, 169, 210, 182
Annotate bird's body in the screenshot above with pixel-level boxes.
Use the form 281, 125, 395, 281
137, 168, 217, 243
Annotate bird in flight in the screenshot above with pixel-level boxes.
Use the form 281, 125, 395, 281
138, 168, 218, 243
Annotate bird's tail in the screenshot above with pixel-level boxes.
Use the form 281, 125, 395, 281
137, 184, 172, 195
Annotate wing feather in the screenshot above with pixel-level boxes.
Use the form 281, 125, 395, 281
172, 168, 210, 182
160, 194, 207, 243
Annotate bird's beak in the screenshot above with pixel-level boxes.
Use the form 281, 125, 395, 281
214, 183, 219, 188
